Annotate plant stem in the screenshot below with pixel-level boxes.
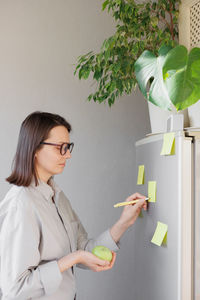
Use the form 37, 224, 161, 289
151, 8, 171, 34
159, 13, 171, 33
168, 0, 174, 40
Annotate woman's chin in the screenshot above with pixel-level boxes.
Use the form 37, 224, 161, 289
55, 165, 65, 173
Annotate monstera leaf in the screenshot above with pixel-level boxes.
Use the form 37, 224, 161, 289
134, 45, 173, 110
134, 45, 200, 111
163, 45, 200, 111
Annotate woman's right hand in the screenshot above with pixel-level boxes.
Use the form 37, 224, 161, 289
77, 249, 116, 272
57, 250, 116, 273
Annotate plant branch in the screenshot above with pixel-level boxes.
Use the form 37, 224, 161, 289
159, 14, 171, 33
151, 8, 171, 34
168, 0, 175, 40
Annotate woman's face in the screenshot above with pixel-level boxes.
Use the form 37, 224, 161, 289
34, 125, 71, 182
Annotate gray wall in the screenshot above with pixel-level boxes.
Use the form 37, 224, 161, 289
0, 1, 150, 299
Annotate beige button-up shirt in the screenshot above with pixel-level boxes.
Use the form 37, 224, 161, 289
0, 178, 120, 300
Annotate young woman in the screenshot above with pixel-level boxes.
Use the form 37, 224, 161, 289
0, 111, 147, 300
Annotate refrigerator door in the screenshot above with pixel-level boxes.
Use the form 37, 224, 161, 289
185, 129, 200, 300
133, 132, 193, 300
194, 138, 200, 300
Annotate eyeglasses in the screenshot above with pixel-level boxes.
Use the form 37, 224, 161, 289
40, 142, 74, 155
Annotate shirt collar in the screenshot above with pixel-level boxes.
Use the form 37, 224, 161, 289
30, 176, 61, 202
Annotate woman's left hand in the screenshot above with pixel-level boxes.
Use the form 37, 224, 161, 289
119, 192, 147, 228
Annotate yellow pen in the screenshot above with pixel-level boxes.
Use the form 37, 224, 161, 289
113, 197, 149, 208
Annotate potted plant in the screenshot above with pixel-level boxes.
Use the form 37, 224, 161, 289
74, 0, 198, 132
134, 44, 200, 132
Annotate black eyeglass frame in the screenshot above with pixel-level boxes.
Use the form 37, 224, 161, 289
40, 142, 74, 155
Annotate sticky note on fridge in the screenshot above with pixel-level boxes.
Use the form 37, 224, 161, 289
148, 181, 156, 202
151, 221, 168, 246
160, 132, 175, 155
137, 165, 144, 185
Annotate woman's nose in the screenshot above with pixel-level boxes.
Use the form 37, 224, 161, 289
64, 149, 71, 159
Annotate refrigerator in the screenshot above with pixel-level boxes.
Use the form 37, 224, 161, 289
133, 130, 200, 300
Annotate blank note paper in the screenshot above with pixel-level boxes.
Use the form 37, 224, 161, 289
148, 181, 156, 202
151, 221, 168, 246
160, 132, 175, 155
137, 165, 145, 185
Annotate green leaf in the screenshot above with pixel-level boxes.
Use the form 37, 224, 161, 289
163, 46, 200, 110
93, 67, 103, 80
105, 49, 111, 62
161, 10, 165, 18
102, 0, 109, 11
88, 94, 93, 101
82, 69, 91, 79
77, 51, 93, 63
112, 62, 121, 73
78, 64, 92, 79
152, 2, 157, 10
116, 0, 121, 5
108, 93, 115, 107
134, 45, 172, 110
151, 17, 158, 27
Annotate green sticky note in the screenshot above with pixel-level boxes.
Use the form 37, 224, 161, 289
160, 132, 175, 155
137, 165, 145, 185
148, 181, 156, 202
151, 221, 168, 246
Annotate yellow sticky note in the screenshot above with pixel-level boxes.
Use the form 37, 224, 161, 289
151, 221, 168, 246
148, 181, 156, 202
137, 165, 145, 185
160, 132, 175, 155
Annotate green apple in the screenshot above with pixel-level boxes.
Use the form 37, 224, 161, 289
92, 245, 112, 262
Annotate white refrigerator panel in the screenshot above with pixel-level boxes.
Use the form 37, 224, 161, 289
133, 132, 193, 300
194, 138, 200, 300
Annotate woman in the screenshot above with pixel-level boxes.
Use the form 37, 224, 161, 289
0, 111, 147, 300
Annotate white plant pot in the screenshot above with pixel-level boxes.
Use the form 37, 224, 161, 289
188, 100, 200, 128
148, 101, 189, 134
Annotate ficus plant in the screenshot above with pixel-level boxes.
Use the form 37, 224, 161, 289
74, 0, 180, 107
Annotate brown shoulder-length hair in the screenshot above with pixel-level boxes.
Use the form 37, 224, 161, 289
6, 111, 72, 187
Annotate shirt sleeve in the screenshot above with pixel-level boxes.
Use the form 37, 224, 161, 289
71, 210, 120, 270
0, 199, 62, 299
